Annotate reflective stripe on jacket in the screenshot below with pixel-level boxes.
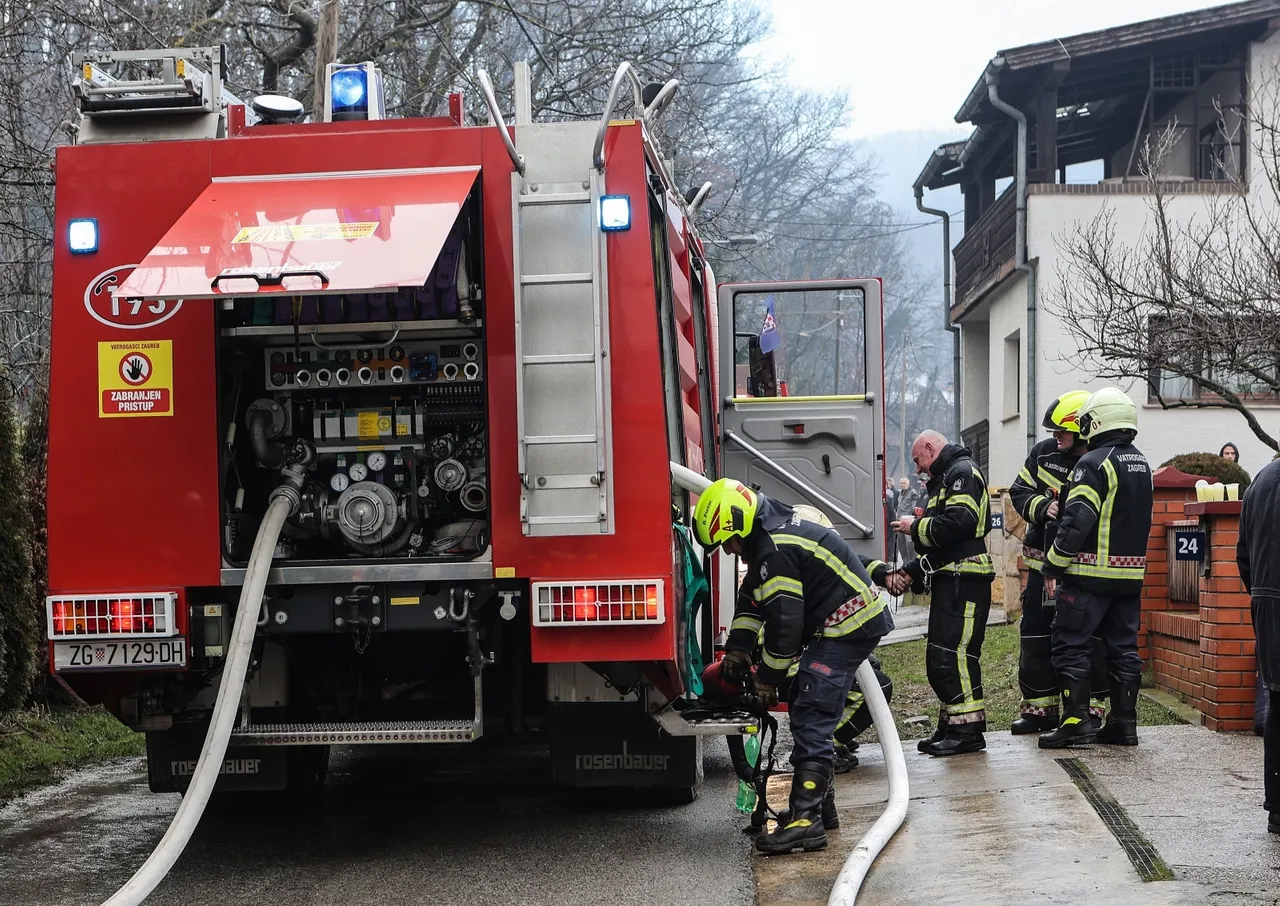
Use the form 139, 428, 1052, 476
1041, 433, 1153, 595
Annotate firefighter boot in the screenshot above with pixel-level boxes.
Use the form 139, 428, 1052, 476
1010, 707, 1059, 735
776, 763, 840, 831
1097, 678, 1140, 746
1038, 673, 1097, 749
922, 719, 986, 757
918, 706, 948, 753
756, 762, 830, 855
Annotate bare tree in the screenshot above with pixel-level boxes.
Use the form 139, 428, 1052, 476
1047, 71, 1280, 451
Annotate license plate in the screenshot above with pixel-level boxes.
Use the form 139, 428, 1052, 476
54, 638, 186, 671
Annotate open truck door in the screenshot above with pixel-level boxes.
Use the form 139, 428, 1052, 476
717, 280, 885, 560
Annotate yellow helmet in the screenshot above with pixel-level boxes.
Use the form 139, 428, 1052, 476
693, 478, 759, 548
1042, 390, 1092, 434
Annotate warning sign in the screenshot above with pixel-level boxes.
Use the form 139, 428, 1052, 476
98, 340, 173, 418
357, 411, 379, 439
232, 223, 377, 244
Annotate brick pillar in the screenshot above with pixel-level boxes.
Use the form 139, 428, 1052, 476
1184, 500, 1256, 732
1140, 468, 1200, 661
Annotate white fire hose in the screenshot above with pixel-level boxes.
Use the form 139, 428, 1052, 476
102, 494, 292, 906
670, 463, 908, 904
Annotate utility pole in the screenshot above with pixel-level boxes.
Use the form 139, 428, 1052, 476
313, 0, 341, 115
896, 341, 936, 480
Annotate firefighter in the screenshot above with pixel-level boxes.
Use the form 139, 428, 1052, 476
693, 478, 891, 856
1008, 391, 1112, 734
893, 430, 994, 756
1038, 387, 1153, 749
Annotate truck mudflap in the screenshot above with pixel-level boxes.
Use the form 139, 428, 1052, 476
549, 702, 703, 791
145, 731, 291, 793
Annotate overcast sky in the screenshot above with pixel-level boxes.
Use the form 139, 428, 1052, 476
761, 0, 1224, 138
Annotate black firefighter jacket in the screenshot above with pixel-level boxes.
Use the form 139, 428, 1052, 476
1041, 432, 1153, 596
902, 443, 995, 584
1009, 438, 1081, 573
725, 496, 890, 686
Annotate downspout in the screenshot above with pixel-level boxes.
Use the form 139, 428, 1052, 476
914, 184, 959, 439
986, 72, 1037, 452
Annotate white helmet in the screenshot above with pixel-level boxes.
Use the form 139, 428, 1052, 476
1077, 387, 1138, 440
793, 504, 833, 527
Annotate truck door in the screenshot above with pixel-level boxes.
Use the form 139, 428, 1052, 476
717, 280, 885, 559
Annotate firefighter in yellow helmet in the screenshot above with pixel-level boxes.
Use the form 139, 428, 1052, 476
1039, 388, 1153, 749
693, 479, 891, 856
1008, 391, 1111, 734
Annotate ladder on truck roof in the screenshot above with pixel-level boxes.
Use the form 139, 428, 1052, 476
477, 63, 680, 537
69, 45, 258, 145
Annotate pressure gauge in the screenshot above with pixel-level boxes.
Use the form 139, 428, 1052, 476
366, 451, 387, 472
348, 462, 369, 482
330, 472, 351, 493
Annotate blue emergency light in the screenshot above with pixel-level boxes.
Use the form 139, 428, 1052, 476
325, 62, 385, 122
330, 68, 367, 112
68, 218, 99, 254
599, 195, 632, 232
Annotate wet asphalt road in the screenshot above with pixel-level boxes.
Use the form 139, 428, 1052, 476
0, 741, 755, 906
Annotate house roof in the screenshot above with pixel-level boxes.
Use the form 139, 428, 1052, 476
913, 0, 1280, 192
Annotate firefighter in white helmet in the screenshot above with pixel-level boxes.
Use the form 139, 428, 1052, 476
1038, 388, 1154, 749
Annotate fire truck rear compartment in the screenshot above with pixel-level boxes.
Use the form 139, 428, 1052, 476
217, 297, 489, 569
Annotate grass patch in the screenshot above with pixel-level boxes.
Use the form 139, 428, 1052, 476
0, 706, 143, 803
871, 622, 1186, 740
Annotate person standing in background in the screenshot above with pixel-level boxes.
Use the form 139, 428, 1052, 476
1237, 456, 1280, 833
898, 476, 921, 517
1221, 442, 1241, 466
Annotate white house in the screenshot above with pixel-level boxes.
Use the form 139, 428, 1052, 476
913, 0, 1280, 486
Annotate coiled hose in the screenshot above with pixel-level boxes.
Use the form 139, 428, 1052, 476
101, 494, 292, 906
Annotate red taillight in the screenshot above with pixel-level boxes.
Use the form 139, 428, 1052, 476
48, 593, 175, 637
110, 598, 135, 633
533, 581, 665, 626
573, 586, 598, 621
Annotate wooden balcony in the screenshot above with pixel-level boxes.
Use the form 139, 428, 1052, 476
954, 186, 1017, 310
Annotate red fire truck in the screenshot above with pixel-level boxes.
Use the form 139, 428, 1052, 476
45, 46, 886, 800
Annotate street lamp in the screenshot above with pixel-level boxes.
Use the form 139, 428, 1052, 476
897, 341, 937, 480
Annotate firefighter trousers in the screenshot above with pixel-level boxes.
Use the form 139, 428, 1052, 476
778, 663, 893, 745
927, 575, 991, 729
1050, 582, 1142, 691
1020, 570, 1112, 715
788, 635, 880, 767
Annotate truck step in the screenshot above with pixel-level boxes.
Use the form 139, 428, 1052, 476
230, 719, 480, 745
650, 707, 759, 738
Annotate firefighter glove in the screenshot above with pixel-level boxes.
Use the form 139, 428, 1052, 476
720, 649, 753, 686
751, 676, 779, 709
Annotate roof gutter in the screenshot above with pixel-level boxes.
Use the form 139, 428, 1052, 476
985, 74, 1038, 453
956, 57, 1006, 123
915, 184, 959, 440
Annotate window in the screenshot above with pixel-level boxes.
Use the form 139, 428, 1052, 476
731, 289, 867, 398
1146, 315, 1280, 403
1003, 330, 1021, 419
